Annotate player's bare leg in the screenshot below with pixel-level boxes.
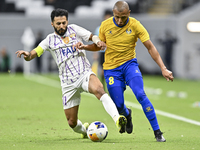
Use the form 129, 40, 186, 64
64, 106, 87, 137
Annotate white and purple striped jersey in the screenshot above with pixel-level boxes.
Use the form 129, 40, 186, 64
38, 24, 92, 85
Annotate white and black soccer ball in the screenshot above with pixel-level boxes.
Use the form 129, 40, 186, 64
87, 121, 108, 142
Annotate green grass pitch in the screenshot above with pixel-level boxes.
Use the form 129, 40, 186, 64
0, 73, 200, 150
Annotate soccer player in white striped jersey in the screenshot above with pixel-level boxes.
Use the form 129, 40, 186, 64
15, 8, 127, 138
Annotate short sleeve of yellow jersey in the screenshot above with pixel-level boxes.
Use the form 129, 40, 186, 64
135, 21, 150, 43
99, 23, 106, 43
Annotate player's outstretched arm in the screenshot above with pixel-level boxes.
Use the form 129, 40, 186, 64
143, 40, 174, 82
73, 34, 106, 51
73, 42, 103, 51
15, 50, 37, 61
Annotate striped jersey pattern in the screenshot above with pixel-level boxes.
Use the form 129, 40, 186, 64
38, 24, 92, 85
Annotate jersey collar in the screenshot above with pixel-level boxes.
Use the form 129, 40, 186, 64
113, 17, 129, 28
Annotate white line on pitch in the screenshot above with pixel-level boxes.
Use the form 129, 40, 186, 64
125, 101, 200, 126
25, 74, 200, 126
24, 73, 61, 88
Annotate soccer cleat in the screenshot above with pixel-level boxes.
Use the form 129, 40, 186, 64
81, 122, 89, 138
154, 130, 166, 142
116, 115, 127, 134
126, 108, 133, 134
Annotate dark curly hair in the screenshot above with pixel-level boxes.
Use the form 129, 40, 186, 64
51, 8, 68, 22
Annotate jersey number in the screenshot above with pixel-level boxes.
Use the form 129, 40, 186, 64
109, 77, 114, 85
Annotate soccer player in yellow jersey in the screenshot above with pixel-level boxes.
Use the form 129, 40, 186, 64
75, 1, 173, 142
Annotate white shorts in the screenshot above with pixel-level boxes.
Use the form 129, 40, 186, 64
62, 71, 95, 109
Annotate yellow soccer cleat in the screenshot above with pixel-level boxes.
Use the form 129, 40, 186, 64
81, 122, 90, 138
116, 115, 127, 134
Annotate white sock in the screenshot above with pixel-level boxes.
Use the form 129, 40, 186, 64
72, 119, 86, 134
100, 93, 120, 123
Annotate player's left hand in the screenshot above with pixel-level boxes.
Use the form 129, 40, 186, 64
73, 42, 85, 50
97, 41, 107, 50
162, 69, 174, 82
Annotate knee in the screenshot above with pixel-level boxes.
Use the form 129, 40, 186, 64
135, 89, 147, 102
93, 85, 105, 99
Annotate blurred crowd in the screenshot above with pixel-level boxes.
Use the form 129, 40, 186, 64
0, 0, 200, 14
0, 47, 10, 73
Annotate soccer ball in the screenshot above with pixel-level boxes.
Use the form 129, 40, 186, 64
87, 121, 108, 142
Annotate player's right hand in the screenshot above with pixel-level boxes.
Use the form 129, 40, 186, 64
15, 50, 30, 59
97, 41, 107, 50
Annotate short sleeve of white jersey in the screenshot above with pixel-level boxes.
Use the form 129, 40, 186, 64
38, 35, 50, 52
69, 24, 92, 42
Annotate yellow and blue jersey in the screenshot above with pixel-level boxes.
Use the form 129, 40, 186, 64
99, 17, 150, 70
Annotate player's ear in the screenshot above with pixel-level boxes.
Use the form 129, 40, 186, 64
51, 22, 53, 27
128, 10, 131, 16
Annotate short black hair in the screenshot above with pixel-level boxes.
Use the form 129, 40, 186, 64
104, 9, 112, 17
51, 8, 68, 22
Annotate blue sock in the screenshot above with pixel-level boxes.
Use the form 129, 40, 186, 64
128, 76, 160, 131
140, 98, 160, 131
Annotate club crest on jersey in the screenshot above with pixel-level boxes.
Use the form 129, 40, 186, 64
70, 33, 76, 40
62, 37, 69, 44
126, 28, 132, 34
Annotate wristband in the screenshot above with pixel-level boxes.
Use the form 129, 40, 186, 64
92, 35, 101, 45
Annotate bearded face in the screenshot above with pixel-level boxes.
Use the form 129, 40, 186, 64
53, 25, 67, 36
51, 16, 68, 36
